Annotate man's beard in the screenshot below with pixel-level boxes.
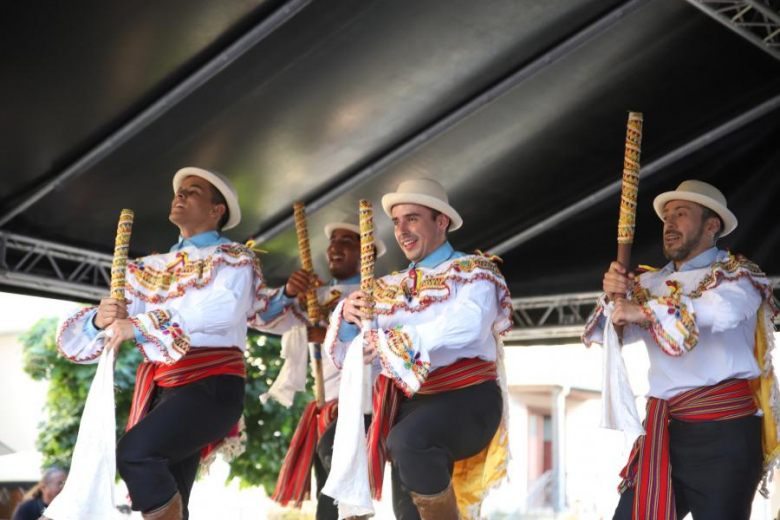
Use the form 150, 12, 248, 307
663, 225, 704, 262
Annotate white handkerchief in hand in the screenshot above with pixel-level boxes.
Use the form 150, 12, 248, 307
322, 325, 376, 518
260, 325, 309, 407
600, 304, 644, 444
44, 339, 117, 520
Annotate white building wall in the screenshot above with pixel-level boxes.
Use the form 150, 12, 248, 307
565, 396, 624, 517
0, 333, 48, 453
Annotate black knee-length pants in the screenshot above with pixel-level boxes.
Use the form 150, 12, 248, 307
116, 375, 245, 518
387, 380, 503, 520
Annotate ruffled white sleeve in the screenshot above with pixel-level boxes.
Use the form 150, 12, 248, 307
131, 263, 255, 364
581, 296, 608, 347
57, 293, 144, 365
322, 299, 351, 369
57, 307, 105, 364
581, 295, 646, 348
374, 279, 505, 397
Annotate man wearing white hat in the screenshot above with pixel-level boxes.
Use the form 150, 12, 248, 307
256, 214, 385, 519
583, 180, 779, 520
324, 179, 513, 519
57, 167, 291, 520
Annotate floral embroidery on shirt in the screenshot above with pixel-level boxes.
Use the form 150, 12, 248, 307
623, 252, 774, 357
130, 309, 190, 363
372, 256, 512, 334
385, 326, 430, 381
642, 280, 697, 355
374, 326, 431, 397
126, 244, 265, 305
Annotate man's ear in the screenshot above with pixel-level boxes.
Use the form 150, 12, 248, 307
705, 216, 721, 237
437, 213, 451, 232
212, 203, 227, 220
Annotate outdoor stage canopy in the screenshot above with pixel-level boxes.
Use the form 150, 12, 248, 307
1, 0, 779, 342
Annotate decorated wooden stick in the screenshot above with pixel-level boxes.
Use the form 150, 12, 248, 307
293, 202, 326, 408
616, 112, 643, 271
110, 209, 134, 300
613, 112, 643, 340
359, 201, 376, 321
359, 199, 376, 415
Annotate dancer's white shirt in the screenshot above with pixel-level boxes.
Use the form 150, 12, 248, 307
324, 242, 513, 394
258, 276, 361, 404
57, 240, 280, 365
584, 248, 764, 400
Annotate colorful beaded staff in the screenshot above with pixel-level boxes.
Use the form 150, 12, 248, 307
617, 112, 643, 247
293, 202, 322, 324
293, 201, 326, 407
615, 112, 644, 338
359, 199, 375, 324
110, 209, 134, 300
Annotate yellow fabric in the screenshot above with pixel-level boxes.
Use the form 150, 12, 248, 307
451, 421, 509, 519
749, 308, 780, 470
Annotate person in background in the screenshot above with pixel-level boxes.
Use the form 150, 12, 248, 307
12, 467, 66, 520
258, 214, 385, 519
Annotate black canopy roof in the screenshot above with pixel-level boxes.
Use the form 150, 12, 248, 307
2, 0, 779, 301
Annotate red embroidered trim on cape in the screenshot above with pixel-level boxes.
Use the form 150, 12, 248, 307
126, 243, 268, 306
373, 256, 513, 335
629, 252, 771, 356
56, 306, 102, 362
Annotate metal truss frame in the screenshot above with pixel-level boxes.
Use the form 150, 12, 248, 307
506, 278, 780, 343
1, 230, 778, 341
685, 0, 780, 61
0, 232, 112, 301
507, 292, 603, 342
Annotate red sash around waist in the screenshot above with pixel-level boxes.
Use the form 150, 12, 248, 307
367, 357, 498, 499
126, 347, 247, 460
619, 378, 758, 520
271, 399, 339, 508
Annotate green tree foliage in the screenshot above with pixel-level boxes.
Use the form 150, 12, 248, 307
21, 318, 311, 494
230, 332, 313, 491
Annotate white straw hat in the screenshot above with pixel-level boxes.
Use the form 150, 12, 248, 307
324, 214, 387, 257
381, 178, 462, 231
653, 180, 737, 237
172, 167, 241, 230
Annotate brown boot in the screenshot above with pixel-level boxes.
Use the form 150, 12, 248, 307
410, 482, 462, 520
142, 491, 183, 520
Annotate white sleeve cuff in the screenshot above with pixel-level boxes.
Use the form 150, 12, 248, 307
130, 309, 191, 364
374, 326, 431, 398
